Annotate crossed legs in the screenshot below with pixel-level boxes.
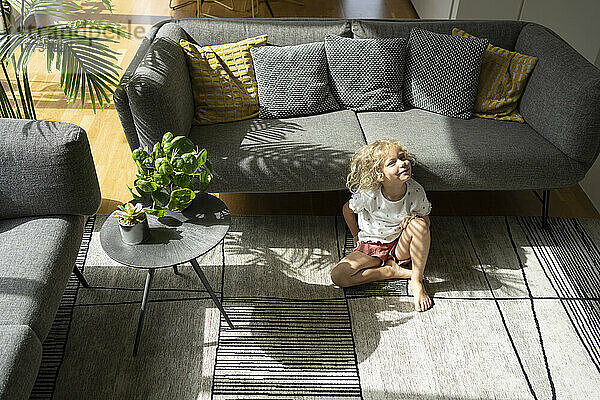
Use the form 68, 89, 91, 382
331, 216, 433, 311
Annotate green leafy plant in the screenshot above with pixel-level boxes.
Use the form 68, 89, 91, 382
116, 202, 147, 226
0, 0, 131, 118
129, 132, 213, 215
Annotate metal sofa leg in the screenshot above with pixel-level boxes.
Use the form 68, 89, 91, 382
263, 0, 274, 17
542, 190, 550, 228
72, 266, 89, 287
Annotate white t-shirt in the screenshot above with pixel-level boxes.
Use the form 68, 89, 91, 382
348, 179, 431, 243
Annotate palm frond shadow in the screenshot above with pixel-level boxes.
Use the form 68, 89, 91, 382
140, 37, 177, 77
28, 84, 107, 110
424, 262, 516, 298
218, 218, 419, 365
18, 119, 60, 139
198, 118, 356, 191
224, 221, 335, 276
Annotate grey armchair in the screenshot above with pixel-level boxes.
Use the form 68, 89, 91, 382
0, 118, 101, 400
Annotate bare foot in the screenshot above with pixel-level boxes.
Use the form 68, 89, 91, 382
384, 259, 412, 279
410, 279, 433, 312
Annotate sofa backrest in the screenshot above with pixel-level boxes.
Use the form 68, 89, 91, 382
159, 18, 525, 50
352, 19, 526, 50
171, 18, 352, 46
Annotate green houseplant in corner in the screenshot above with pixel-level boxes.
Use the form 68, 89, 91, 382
0, 0, 130, 118
129, 132, 213, 215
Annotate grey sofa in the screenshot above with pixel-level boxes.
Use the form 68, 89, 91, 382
115, 18, 600, 195
0, 119, 101, 400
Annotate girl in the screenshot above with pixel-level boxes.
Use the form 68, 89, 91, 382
330, 139, 433, 312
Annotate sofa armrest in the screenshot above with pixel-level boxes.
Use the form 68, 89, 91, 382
114, 19, 172, 151
124, 23, 194, 150
516, 23, 600, 169
0, 119, 101, 219
114, 36, 153, 151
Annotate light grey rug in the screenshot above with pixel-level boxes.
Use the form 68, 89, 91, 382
30, 215, 600, 399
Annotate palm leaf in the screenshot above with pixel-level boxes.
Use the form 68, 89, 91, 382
21, 66, 36, 118
5, 0, 82, 26
0, 1, 13, 32
100, 0, 111, 12
0, 81, 16, 117
0, 21, 129, 111
0, 0, 125, 115
78, 0, 113, 13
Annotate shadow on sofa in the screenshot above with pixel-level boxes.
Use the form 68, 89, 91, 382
188, 113, 362, 192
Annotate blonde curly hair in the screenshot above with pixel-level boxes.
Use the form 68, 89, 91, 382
346, 139, 415, 194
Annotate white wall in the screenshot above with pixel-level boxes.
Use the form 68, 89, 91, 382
410, 0, 522, 19
410, 0, 454, 19
520, 0, 600, 65
412, 0, 600, 212
451, 0, 523, 20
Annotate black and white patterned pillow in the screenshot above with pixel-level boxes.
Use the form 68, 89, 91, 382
403, 28, 488, 119
324, 34, 406, 112
250, 42, 340, 119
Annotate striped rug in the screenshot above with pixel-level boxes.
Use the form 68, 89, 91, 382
31, 215, 600, 399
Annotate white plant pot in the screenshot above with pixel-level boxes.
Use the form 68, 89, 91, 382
119, 217, 149, 245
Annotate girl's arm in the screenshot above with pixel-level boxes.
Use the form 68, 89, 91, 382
401, 215, 430, 229
342, 201, 359, 244
422, 215, 431, 227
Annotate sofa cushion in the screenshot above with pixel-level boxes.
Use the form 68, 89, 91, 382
403, 28, 488, 119
0, 325, 42, 400
188, 110, 365, 192
0, 119, 101, 220
251, 42, 341, 119
452, 28, 537, 123
0, 216, 85, 340
324, 34, 406, 112
358, 110, 587, 190
180, 35, 267, 125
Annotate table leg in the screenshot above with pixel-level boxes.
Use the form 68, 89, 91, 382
173, 264, 179, 275
190, 258, 234, 329
72, 266, 89, 288
133, 269, 155, 357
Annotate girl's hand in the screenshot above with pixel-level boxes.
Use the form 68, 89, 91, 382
401, 215, 416, 230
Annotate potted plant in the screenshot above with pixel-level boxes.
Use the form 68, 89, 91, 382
128, 132, 213, 215
0, 0, 131, 118
116, 202, 149, 245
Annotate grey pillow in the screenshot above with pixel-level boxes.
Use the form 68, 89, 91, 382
325, 34, 406, 112
250, 42, 340, 119
403, 28, 488, 119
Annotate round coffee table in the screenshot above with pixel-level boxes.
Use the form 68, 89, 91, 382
100, 193, 233, 356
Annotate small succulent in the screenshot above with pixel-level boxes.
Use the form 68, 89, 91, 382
117, 202, 147, 226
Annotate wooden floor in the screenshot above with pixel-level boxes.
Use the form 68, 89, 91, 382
16, 0, 599, 218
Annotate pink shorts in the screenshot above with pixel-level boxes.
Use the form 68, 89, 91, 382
354, 238, 411, 267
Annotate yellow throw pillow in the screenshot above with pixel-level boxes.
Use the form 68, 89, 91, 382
452, 28, 537, 123
180, 35, 267, 125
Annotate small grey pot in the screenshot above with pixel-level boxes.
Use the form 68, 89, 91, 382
119, 216, 149, 245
